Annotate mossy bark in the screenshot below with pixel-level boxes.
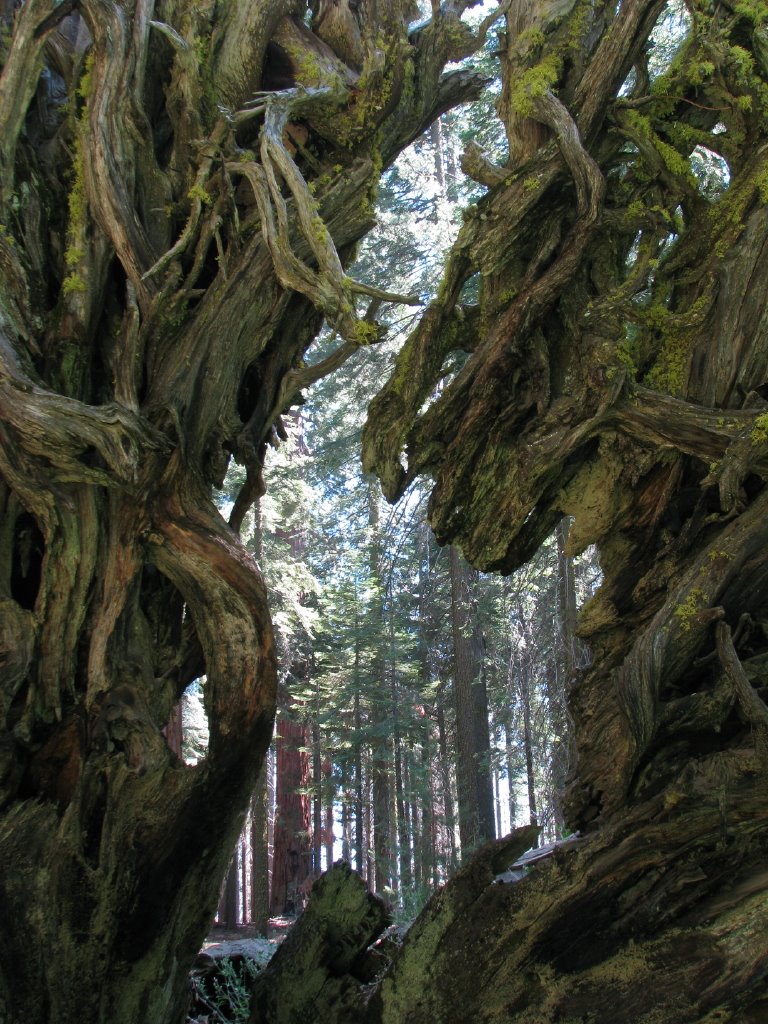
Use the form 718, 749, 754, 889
249, 861, 390, 1024
360, 0, 768, 1019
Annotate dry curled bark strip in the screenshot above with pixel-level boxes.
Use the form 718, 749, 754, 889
531, 90, 603, 219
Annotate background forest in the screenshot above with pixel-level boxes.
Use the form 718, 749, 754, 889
196, 104, 604, 930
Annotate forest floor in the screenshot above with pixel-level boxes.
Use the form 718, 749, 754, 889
200, 917, 293, 962
189, 920, 293, 1022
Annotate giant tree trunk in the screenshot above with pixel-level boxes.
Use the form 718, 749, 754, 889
0, 3, 485, 1021
362, 0, 768, 1016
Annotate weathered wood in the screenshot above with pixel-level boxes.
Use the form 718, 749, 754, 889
364, 803, 768, 1023
249, 861, 390, 1024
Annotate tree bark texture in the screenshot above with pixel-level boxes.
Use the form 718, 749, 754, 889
359, 0, 768, 1015
0, 2, 487, 1021
250, 761, 270, 935
249, 861, 390, 1024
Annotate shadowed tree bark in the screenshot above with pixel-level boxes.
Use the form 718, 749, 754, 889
0, 2, 490, 1021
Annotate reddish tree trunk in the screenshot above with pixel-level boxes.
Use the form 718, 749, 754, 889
270, 706, 312, 916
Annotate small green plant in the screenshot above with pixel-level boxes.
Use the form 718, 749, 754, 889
188, 182, 213, 206
353, 319, 379, 345
393, 883, 434, 926
62, 272, 87, 296
198, 954, 271, 1024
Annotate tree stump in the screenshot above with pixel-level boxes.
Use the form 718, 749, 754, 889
249, 862, 390, 1024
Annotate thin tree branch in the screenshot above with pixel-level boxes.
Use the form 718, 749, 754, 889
230, 88, 419, 344
142, 121, 228, 282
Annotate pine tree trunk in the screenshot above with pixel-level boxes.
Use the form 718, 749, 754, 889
519, 653, 539, 834
392, 669, 413, 894
250, 761, 270, 936
324, 763, 335, 870
221, 846, 241, 929
353, 685, 365, 878
270, 704, 312, 916
505, 720, 519, 829
312, 719, 323, 875
428, 733, 438, 884
493, 760, 502, 838
435, 698, 458, 874
449, 545, 495, 852
365, 767, 375, 889
555, 518, 579, 682
367, 476, 392, 892
420, 728, 439, 887
340, 783, 351, 864
548, 517, 580, 825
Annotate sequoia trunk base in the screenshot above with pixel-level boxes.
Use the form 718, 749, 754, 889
366, 795, 768, 1023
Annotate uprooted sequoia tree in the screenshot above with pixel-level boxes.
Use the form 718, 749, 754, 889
1, 0, 767, 1021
